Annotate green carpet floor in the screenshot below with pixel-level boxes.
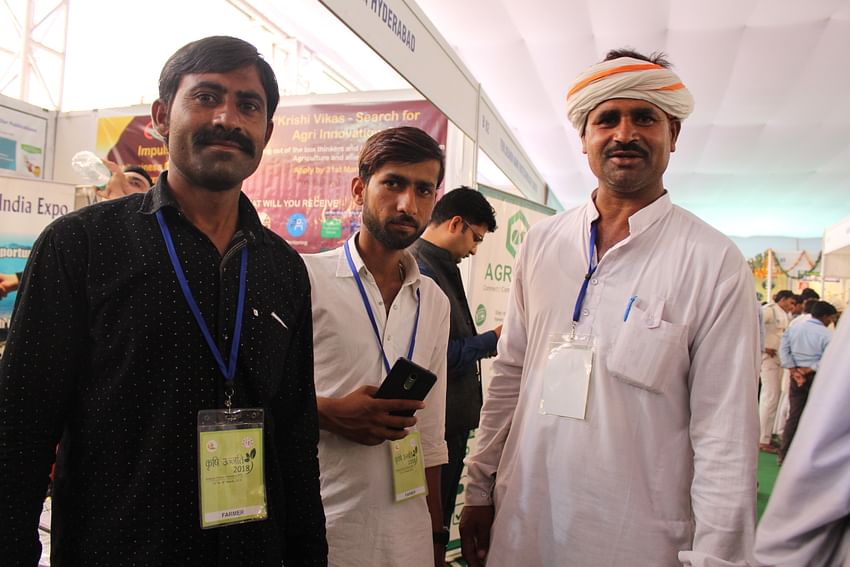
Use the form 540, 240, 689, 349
757, 448, 782, 521
447, 451, 782, 566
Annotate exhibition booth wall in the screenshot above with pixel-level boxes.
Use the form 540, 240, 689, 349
822, 215, 850, 309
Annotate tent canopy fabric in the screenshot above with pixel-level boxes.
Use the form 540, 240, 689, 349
413, 0, 850, 238
22, 0, 850, 239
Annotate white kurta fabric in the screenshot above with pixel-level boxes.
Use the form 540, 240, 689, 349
760, 303, 790, 443
761, 303, 789, 351
465, 194, 759, 567
754, 314, 850, 567
304, 234, 450, 567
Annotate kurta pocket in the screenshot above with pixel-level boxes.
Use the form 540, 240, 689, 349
606, 297, 688, 393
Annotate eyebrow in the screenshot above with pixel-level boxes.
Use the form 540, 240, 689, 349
382, 172, 436, 189
189, 81, 265, 105
596, 106, 661, 120
633, 107, 661, 116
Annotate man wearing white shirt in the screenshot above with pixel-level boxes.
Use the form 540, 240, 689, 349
460, 48, 759, 567
303, 126, 450, 567
759, 290, 797, 453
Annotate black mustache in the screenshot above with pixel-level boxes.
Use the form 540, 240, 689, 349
193, 127, 255, 157
605, 142, 648, 159
388, 214, 418, 227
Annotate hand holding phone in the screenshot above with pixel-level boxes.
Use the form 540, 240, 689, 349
374, 358, 437, 417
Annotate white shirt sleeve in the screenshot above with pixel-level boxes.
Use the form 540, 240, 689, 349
762, 304, 782, 351
419, 285, 450, 468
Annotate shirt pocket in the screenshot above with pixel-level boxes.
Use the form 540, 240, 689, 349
606, 297, 689, 394
242, 306, 293, 384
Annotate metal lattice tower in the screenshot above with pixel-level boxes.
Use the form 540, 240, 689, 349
0, 0, 69, 109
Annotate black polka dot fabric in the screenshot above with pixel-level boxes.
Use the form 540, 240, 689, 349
0, 173, 327, 566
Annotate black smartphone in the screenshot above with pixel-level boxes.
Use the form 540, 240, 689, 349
374, 357, 437, 417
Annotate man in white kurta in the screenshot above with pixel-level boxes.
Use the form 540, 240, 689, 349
305, 239, 449, 566
759, 291, 796, 451
754, 312, 850, 566
460, 49, 759, 567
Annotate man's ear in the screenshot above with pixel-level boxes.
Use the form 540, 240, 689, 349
263, 120, 274, 146
448, 215, 464, 233
151, 99, 170, 140
669, 118, 681, 153
580, 132, 588, 155
351, 177, 366, 206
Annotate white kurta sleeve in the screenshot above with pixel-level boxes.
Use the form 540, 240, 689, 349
463, 247, 528, 506
762, 304, 781, 351
678, 261, 760, 567
753, 316, 850, 567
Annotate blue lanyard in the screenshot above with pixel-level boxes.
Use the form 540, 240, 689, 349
571, 221, 598, 334
155, 210, 247, 384
343, 239, 420, 375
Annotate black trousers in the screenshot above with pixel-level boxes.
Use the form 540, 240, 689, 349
780, 372, 815, 461
441, 429, 471, 529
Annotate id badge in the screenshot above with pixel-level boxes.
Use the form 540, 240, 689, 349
198, 408, 267, 529
540, 333, 594, 420
390, 431, 427, 503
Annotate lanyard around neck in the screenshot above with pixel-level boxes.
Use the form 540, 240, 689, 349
155, 210, 247, 384
343, 239, 420, 375
571, 221, 598, 336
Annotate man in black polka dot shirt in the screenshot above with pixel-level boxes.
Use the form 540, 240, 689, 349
0, 37, 327, 566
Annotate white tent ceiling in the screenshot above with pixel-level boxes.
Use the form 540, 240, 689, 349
411, 0, 850, 237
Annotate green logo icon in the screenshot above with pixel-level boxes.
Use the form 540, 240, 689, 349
505, 210, 529, 257
321, 218, 342, 238
475, 304, 487, 326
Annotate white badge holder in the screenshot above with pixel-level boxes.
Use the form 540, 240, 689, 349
540, 333, 594, 420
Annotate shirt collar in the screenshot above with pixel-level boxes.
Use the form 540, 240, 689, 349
336, 231, 422, 288
586, 190, 673, 237
413, 238, 456, 265
138, 171, 272, 245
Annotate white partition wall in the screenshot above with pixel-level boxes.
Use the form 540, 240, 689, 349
823, 215, 850, 308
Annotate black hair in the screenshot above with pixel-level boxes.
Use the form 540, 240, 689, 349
810, 301, 837, 319
603, 48, 672, 69
802, 298, 817, 314
429, 187, 497, 231
358, 126, 445, 187
773, 290, 795, 303
799, 288, 820, 301
123, 164, 153, 186
158, 36, 279, 120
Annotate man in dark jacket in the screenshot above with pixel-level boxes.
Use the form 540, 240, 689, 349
409, 187, 499, 533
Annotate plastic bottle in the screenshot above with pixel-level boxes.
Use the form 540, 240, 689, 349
71, 151, 111, 187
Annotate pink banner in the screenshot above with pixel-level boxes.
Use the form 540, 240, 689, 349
243, 100, 447, 253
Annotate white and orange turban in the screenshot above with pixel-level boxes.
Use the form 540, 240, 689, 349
565, 56, 694, 132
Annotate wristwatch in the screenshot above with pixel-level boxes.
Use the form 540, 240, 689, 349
433, 528, 450, 546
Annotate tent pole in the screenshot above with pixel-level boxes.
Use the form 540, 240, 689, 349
767, 249, 773, 301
